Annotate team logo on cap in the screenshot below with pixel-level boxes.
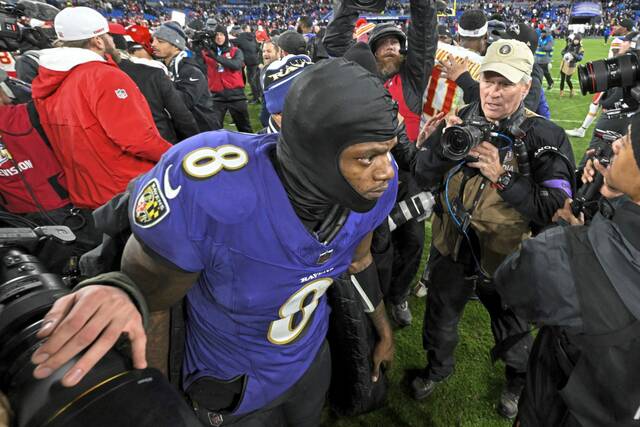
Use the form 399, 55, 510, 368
133, 179, 170, 228
115, 89, 128, 99
499, 44, 512, 55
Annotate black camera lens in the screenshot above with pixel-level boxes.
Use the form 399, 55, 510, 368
441, 125, 484, 161
578, 52, 640, 95
0, 241, 199, 427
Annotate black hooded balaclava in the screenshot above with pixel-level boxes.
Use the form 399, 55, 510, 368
276, 58, 400, 224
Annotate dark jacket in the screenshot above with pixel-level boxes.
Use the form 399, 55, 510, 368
495, 199, 640, 427
168, 52, 216, 132
233, 32, 260, 66
323, 0, 437, 117
118, 59, 200, 144
15, 50, 40, 84
414, 103, 575, 228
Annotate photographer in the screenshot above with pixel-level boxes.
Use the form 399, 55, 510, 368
559, 34, 584, 98
200, 25, 253, 133
152, 22, 216, 133
494, 118, 640, 426
411, 40, 575, 419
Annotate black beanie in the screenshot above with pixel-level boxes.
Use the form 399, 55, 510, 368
277, 58, 399, 215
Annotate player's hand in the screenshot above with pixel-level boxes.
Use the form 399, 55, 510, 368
31, 285, 147, 387
441, 54, 468, 82
553, 198, 584, 225
467, 142, 505, 183
416, 112, 446, 149
371, 335, 394, 383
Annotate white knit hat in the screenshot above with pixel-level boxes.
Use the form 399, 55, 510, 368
54, 7, 109, 41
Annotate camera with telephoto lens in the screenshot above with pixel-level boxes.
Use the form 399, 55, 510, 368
441, 118, 497, 161
0, 226, 199, 427
387, 191, 435, 232
578, 38, 640, 98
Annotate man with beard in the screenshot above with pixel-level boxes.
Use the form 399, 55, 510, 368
31, 58, 399, 426
324, 0, 437, 327
32, 6, 172, 211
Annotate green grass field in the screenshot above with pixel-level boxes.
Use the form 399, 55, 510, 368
224, 38, 609, 427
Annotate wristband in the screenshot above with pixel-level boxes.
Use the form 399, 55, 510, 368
350, 262, 383, 313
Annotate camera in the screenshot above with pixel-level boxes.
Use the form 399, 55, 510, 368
190, 29, 216, 51
0, 226, 199, 427
387, 191, 435, 232
441, 118, 497, 161
0, 0, 59, 51
571, 129, 619, 219
578, 50, 640, 96
344, 0, 387, 13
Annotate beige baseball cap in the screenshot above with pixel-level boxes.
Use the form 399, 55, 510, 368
480, 39, 534, 83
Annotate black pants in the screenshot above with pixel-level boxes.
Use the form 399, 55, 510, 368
371, 171, 425, 305
211, 99, 253, 133
540, 63, 554, 87
193, 341, 331, 427
422, 251, 532, 382
245, 65, 262, 102
559, 71, 573, 91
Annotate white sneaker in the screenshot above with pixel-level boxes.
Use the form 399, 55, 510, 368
566, 127, 586, 138
413, 280, 428, 298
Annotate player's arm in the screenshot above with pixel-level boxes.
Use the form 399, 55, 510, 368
349, 232, 394, 382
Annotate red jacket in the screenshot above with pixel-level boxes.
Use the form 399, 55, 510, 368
202, 47, 245, 93
0, 104, 70, 213
32, 48, 171, 209
385, 74, 421, 143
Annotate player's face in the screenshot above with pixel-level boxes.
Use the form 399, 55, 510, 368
152, 38, 177, 58
607, 129, 640, 200
339, 138, 397, 200
480, 72, 531, 122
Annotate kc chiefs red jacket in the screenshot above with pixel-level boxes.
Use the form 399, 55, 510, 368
32, 48, 171, 209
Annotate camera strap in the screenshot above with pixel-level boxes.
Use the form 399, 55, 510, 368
26, 101, 52, 149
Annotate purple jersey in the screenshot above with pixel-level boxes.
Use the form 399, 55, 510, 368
129, 130, 397, 415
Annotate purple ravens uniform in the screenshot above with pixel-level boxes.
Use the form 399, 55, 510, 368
129, 130, 397, 415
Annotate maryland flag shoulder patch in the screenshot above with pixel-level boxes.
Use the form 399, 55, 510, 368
133, 178, 170, 228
